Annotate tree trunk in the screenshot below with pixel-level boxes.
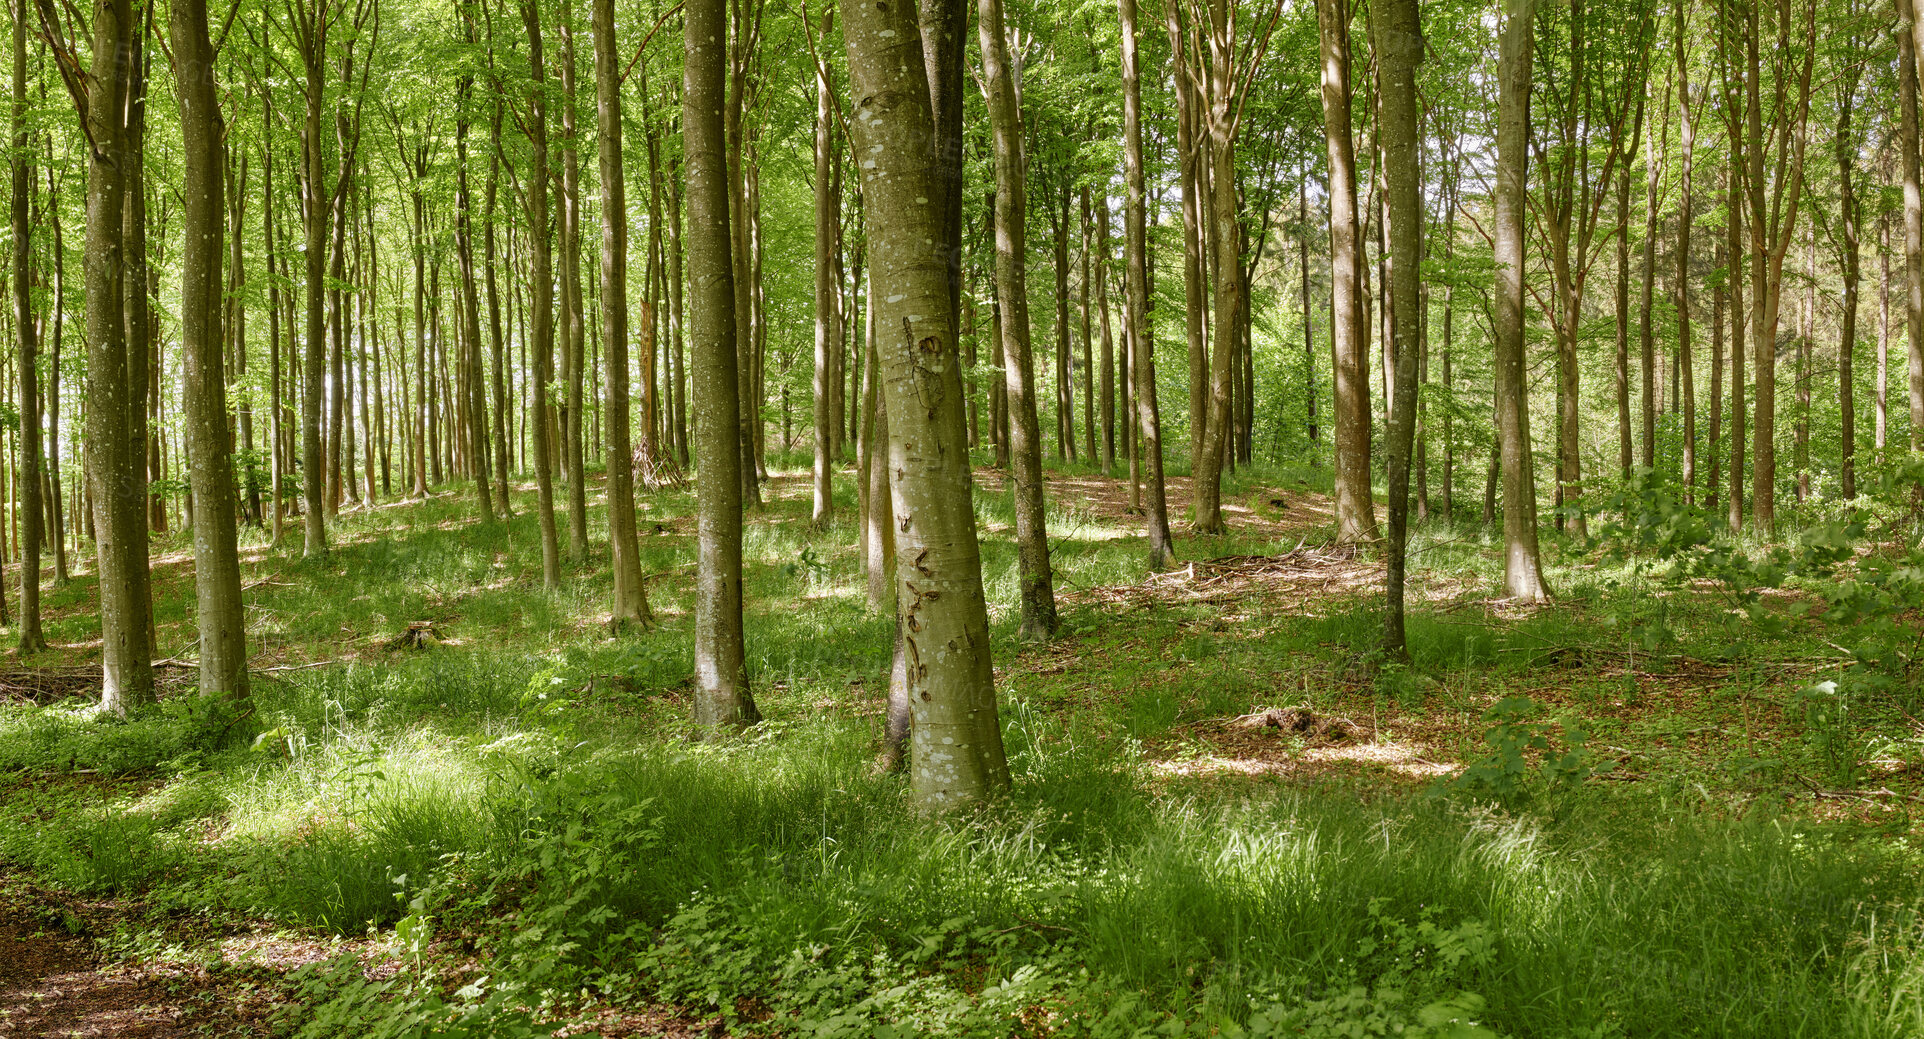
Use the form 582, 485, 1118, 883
79, 0, 155, 711
1494, 0, 1547, 601
811, 7, 840, 527
11, 0, 43, 652
170, 0, 248, 697
844, 0, 1010, 805
559, 3, 590, 558
1119, 0, 1171, 565
980, 0, 1057, 640
687, 0, 758, 729
1675, 5, 1696, 502
593, 0, 647, 625
455, 57, 496, 525
522, 0, 563, 588
1189, 0, 1249, 535
1317, 0, 1377, 544
1376, 0, 1423, 654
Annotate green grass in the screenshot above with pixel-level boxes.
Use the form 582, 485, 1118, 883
5, 458, 1924, 1036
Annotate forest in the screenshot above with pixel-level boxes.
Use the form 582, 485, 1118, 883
9, 0, 1924, 1033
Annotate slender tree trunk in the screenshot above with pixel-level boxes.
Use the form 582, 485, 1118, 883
1190, 0, 1249, 536
1673, 10, 1697, 501
1904, 0, 1924, 458
11, 0, 43, 652
171, 0, 247, 697
1494, 0, 1547, 601
1169, 3, 1208, 469
1119, 0, 1170, 565
455, 55, 495, 525
687, 0, 758, 729
1707, 252, 1724, 513
558, 3, 589, 558
811, 7, 840, 527
1317, 0, 1377, 544
1376, 0, 1422, 654
522, 0, 563, 588
980, 0, 1057, 640
298, 19, 328, 553
487, 103, 512, 510
593, 0, 648, 626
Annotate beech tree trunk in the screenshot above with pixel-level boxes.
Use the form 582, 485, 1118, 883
980, 0, 1057, 641
1376, 0, 1422, 655
843, 0, 1010, 805
77, 0, 155, 712
1494, 0, 1547, 602
1317, 0, 1377, 544
594, 0, 648, 626
1119, 0, 1172, 566
687, 0, 758, 729
171, 0, 248, 697
521, 0, 563, 589
11, 0, 43, 652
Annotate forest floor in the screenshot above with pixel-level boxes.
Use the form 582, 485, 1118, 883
4, 454, 1924, 1037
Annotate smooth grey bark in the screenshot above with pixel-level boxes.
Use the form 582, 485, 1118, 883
455, 46, 496, 525
1675, 5, 1697, 501
811, 6, 839, 528
1376, 0, 1422, 656
521, 0, 563, 589
295, 3, 329, 555
1119, 0, 1172, 566
687, 0, 758, 730
980, 0, 1057, 641
843, 0, 1010, 805
12, 0, 43, 652
1316, 0, 1377, 544
69, 0, 155, 711
558, 2, 589, 559
593, 0, 648, 627
171, 0, 248, 697
1494, 0, 1548, 602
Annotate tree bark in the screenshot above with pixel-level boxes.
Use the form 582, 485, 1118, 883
1120, 0, 1171, 566
1317, 0, 1377, 544
558, 2, 590, 559
1375, 0, 1422, 655
521, 0, 563, 588
593, 0, 648, 626
843, 0, 1010, 805
687, 0, 758, 729
980, 0, 1057, 640
811, 6, 840, 528
1494, 0, 1548, 602
11, 0, 43, 652
171, 0, 248, 697
76, 0, 155, 711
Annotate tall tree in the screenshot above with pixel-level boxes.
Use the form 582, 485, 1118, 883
593, 0, 648, 627
980, 0, 1057, 640
809, 4, 839, 529
1376, 0, 1422, 655
1119, 0, 1173, 567
520, 0, 563, 588
844, 0, 1010, 804
1316, 0, 1377, 545
171, 0, 249, 697
12, 0, 45, 653
687, 0, 758, 729
1494, 0, 1548, 601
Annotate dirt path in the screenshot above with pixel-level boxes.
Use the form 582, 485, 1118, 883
0, 877, 273, 1038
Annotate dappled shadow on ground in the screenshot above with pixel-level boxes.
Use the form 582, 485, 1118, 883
0, 875, 282, 1037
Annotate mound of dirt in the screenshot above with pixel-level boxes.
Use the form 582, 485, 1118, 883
1230, 705, 1370, 743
